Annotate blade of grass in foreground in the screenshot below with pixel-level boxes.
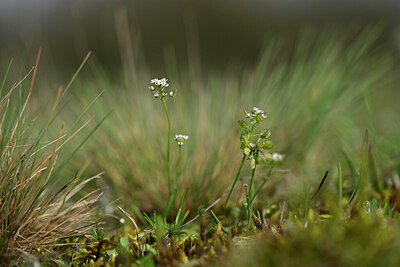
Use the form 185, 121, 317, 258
224, 154, 246, 208
337, 161, 343, 208
54, 110, 112, 176
163, 186, 178, 219
347, 129, 369, 208
175, 187, 189, 227
0, 59, 13, 97
368, 145, 384, 196
311, 171, 329, 200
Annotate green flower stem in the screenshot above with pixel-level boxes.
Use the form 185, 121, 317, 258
176, 145, 182, 182
237, 164, 273, 226
161, 98, 172, 194
236, 177, 266, 226
247, 165, 257, 227
224, 123, 256, 208
247, 177, 267, 211
249, 124, 255, 139
244, 123, 256, 224
224, 154, 246, 208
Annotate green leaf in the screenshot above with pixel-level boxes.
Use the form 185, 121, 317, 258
238, 120, 248, 129
147, 247, 158, 256
210, 210, 227, 233
240, 134, 249, 146
197, 206, 205, 216
261, 140, 273, 149
261, 129, 271, 138
251, 158, 256, 169
175, 187, 189, 227
143, 212, 155, 228
138, 256, 156, 267
120, 237, 130, 250
90, 228, 98, 239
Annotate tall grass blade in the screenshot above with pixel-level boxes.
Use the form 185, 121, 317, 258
337, 161, 343, 208
347, 129, 369, 207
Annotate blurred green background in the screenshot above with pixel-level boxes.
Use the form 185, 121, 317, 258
2, 0, 400, 75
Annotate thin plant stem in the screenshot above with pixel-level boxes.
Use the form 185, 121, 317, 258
224, 154, 246, 208
224, 124, 255, 208
247, 166, 256, 227
176, 145, 182, 182
237, 177, 267, 226
236, 164, 274, 226
249, 124, 255, 139
161, 98, 172, 193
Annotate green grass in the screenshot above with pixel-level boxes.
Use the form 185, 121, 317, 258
2, 24, 400, 265
0, 50, 101, 265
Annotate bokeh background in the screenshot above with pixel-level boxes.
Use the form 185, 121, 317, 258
2, 0, 400, 76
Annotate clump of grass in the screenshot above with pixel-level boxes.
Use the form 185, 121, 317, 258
0, 51, 100, 263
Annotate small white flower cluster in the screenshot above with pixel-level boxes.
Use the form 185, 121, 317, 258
245, 107, 267, 120
149, 78, 176, 98
174, 134, 189, 146
268, 152, 285, 162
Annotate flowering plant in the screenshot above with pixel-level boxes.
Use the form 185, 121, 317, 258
225, 106, 277, 226
149, 78, 176, 99
174, 134, 189, 146
148, 78, 188, 219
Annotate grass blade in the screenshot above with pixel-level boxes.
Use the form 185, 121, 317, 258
337, 161, 343, 208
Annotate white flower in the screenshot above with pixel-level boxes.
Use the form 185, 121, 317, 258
150, 78, 169, 87
160, 78, 169, 87
245, 106, 267, 120
149, 78, 175, 99
269, 152, 284, 162
174, 134, 189, 146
